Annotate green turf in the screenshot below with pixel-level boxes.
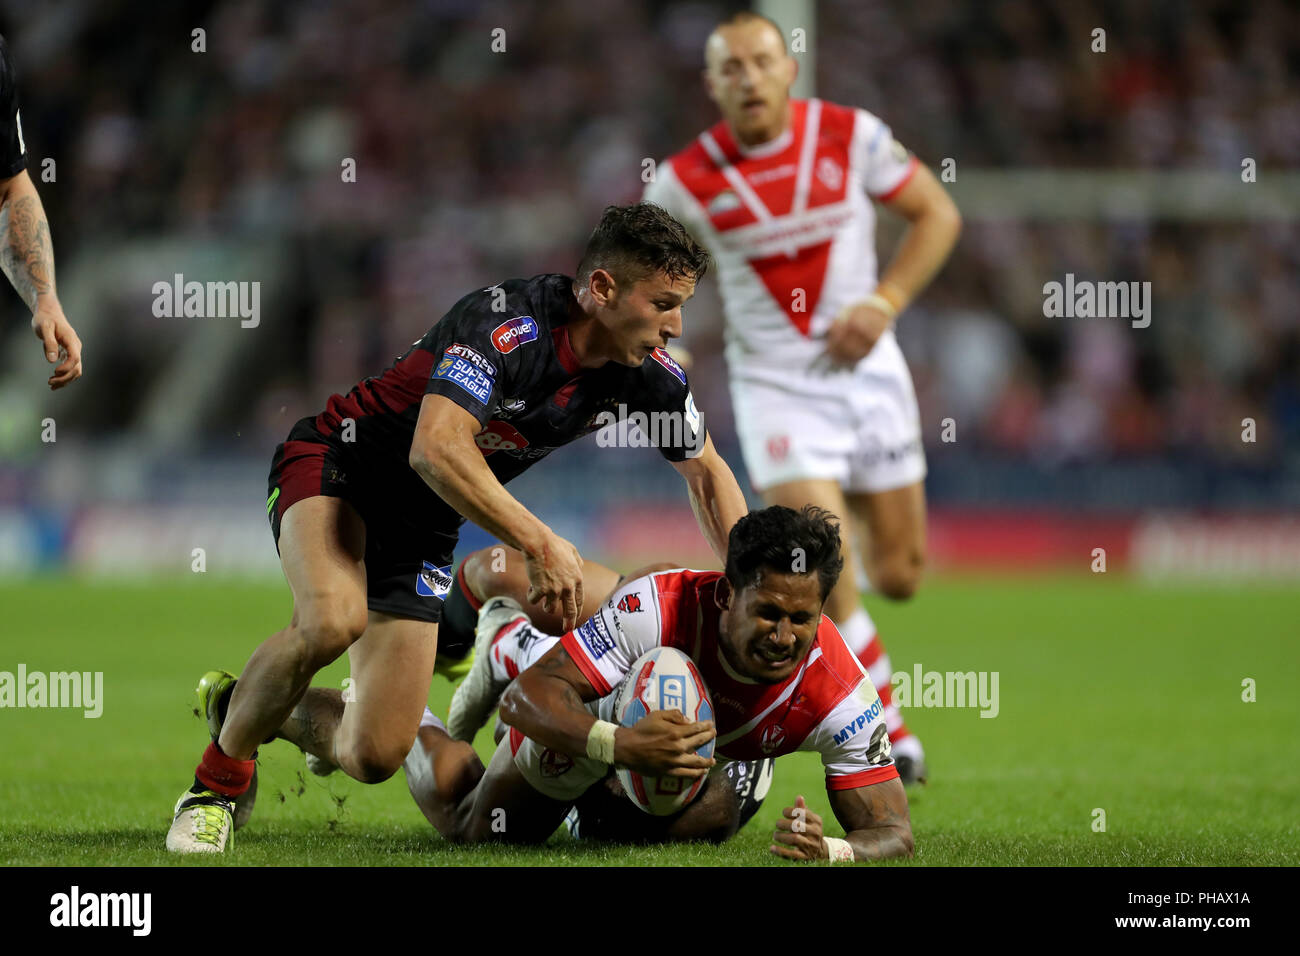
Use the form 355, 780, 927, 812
1, 573, 1296, 866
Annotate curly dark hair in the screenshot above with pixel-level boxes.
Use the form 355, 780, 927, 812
574, 202, 710, 289
724, 505, 845, 603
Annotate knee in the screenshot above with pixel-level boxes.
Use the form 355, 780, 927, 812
464, 546, 527, 603
290, 599, 368, 671
874, 548, 925, 601
336, 732, 410, 785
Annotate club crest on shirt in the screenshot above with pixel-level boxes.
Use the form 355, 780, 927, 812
707, 190, 742, 216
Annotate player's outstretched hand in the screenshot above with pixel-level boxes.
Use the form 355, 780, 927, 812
615, 709, 716, 779
824, 301, 891, 366
32, 303, 83, 390
524, 531, 585, 632
771, 795, 827, 861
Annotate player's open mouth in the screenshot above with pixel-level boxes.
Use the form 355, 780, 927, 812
755, 645, 792, 664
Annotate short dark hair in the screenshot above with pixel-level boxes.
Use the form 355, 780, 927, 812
574, 202, 710, 289
712, 10, 787, 54
725, 505, 844, 603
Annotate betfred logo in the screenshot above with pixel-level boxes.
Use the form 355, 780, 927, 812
491, 315, 538, 353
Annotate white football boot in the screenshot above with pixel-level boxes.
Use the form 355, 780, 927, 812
165, 788, 234, 853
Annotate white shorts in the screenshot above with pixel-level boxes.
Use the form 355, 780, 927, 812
508, 694, 616, 802
730, 333, 926, 495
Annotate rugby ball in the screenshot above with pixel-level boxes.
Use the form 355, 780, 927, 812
613, 647, 715, 816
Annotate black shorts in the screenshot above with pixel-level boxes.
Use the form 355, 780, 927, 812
266, 424, 460, 625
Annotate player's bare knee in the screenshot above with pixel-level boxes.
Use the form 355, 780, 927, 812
464, 546, 526, 602
338, 736, 409, 784
876, 550, 925, 601
291, 603, 367, 670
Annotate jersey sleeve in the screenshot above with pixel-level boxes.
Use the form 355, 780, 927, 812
642, 160, 695, 231
802, 664, 899, 791
624, 348, 708, 461
560, 574, 668, 696
853, 108, 918, 203
422, 286, 531, 429
0, 36, 28, 178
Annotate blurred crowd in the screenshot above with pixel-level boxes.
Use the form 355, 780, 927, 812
2, 0, 1296, 468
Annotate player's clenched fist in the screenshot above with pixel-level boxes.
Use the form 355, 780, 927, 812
770, 794, 827, 861
825, 301, 892, 366
614, 709, 716, 779
524, 531, 585, 632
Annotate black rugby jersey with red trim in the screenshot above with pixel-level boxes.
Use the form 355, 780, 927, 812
293, 273, 705, 528
0, 35, 28, 178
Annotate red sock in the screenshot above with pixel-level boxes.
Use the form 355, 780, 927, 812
457, 561, 483, 612
195, 741, 256, 797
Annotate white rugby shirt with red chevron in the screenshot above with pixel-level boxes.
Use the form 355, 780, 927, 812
561, 568, 899, 791
643, 98, 918, 376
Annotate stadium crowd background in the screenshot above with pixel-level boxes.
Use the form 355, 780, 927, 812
0, 0, 1296, 576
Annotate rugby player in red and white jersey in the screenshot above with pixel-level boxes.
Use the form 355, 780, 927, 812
640, 11, 963, 782
404, 505, 912, 861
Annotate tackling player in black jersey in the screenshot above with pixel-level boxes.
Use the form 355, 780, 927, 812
0, 33, 82, 389
167, 203, 749, 853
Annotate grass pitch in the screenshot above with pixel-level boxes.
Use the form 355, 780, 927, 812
1, 572, 1296, 866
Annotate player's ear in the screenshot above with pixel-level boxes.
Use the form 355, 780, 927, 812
715, 577, 732, 610
785, 51, 798, 90
589, 268, 617, 306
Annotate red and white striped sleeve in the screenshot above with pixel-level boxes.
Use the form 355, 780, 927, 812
853, 107, 919, 203
560, 575, 666, 697
803, 676, 900, 791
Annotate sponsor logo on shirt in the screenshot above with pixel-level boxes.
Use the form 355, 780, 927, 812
575, 614, 615, 659
832, 699, 882, 745
433, 354, 495, 404
650, 348, 686, 385
416, 561, 453, 599
445, 343, 496, 376
491, 315, 538, 353
616, 593, 643, 614
474, 420, 529, 457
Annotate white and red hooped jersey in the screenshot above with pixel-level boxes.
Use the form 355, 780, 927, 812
560, 568, 899, 791
643, 98, 918, 381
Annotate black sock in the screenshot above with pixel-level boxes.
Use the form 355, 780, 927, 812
437, 559, 479, 661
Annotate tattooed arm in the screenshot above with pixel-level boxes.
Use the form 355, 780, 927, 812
0, 169, 81, 388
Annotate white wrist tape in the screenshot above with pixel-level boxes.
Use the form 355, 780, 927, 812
862, 293, 898, 319
823, 836, 855, 862
586, 720, 618, 764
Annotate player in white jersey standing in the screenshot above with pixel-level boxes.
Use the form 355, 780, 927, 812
643, 11, 961, 782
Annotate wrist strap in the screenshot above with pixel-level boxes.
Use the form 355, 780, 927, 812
586, 720, 618, 764
862, 293, 898, 320
823, 836, 855, 862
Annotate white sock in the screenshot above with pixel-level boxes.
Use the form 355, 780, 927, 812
488, 621, 560, 682
419, 706, 447, 732
837, 608, 876, 657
